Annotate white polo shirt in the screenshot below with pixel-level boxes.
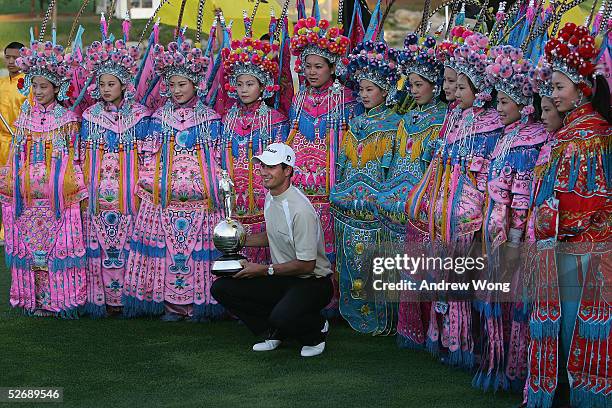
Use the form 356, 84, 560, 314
263, 185, 332, 278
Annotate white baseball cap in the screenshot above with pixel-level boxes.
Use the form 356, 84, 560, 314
252, 143, 296, 167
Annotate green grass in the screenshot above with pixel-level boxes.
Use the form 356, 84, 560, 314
0, 252, 522, 408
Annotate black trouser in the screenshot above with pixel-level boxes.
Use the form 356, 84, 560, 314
211, 275, 333, 346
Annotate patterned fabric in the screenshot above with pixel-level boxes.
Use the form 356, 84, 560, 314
525, 103, 611, 408
380, 100, 447, 349
406, 106, 503, 367
220, 101, 288, 264
286, 79, 362, 316
80, 100, 150, 317
330, 103, 403, 334
122, 97, 224, 320
0, 101, 88, 318
473, 119, 546, 392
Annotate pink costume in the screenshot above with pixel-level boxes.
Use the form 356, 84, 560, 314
471, 45, 547, 392
524, 25, 611, 408
0, 41, 88, 317
79, 38, 151, 317
288, 18, 362, 316
407, 33, 503, 368
219, 37, 289, 264
122, 40, 224, 320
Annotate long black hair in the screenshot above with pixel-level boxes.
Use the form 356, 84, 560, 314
591, 75, 611, 124
532, 93, 543, 122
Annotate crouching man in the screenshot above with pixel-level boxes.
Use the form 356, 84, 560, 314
211, 143, 333, 357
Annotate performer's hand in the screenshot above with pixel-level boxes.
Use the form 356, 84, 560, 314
233, 261, 266, 278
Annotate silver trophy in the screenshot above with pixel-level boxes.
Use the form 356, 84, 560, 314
211, 170, 247, 276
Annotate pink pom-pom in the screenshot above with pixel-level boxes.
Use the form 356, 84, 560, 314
500, 65, 512, 78
520, 105, 535, 116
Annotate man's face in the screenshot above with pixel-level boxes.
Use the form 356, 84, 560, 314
4, 48, 20, 75
258, 162, 291, 191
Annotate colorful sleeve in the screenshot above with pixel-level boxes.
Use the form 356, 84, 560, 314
550, 128, 610, 242
506, 147, 541, 239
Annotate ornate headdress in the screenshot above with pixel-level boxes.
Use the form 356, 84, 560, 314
346, 40, 401, 104
15, 41, 78, 101
436, 26, 474, 71
401, 33, 442, 84
544, 23, 599, 96
289, 17, 350, 74
84, 39, 139, 99
530, 57, 553, 98
486, 45, 534, 108
221, 37, 280, 100
152, 40, 210, 97
453, 32, 492, 106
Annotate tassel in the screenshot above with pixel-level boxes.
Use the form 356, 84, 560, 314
86, 141, 95, 214
439, 160, 452, 243
196, 145, 212, 209
24, 135, 32, 207
536, 160, 558, 206
397, 119, 409, 158
586, 154, 596, 192
206, 142, 219, 209
340, 129, 357, 167
165, 134, 175, 207
568, 153, 580, 191
410, 128, 433, 162
448, 166, 463, 242
45, 139, 53, 197
14, 143, 23, 217
94, 143, 103, 214
118, 143, 125, 214
248, 141, 254, 213
286, 123, 298, 145
131, 144, 139, 215
325, 129, 331, 193
62, 137, 77, 210
152, 140, 162, 206
51, 153, 63, 219
231, 136, 239, 159
406, 155, 437, 219
329, 122, 340, 189
80, 141, 91, 180
428, 158, 446, 242
123, 144, 131, 215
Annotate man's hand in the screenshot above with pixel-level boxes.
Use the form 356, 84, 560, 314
233, 261, 267, 279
